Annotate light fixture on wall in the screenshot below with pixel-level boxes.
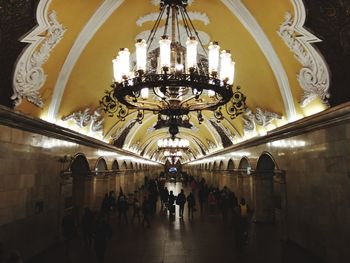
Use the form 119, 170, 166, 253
100, 0, 247, 136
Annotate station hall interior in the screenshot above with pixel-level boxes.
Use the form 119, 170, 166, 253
0, 0, 349, 262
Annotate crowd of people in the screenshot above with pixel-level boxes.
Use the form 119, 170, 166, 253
59, 173, 251, 262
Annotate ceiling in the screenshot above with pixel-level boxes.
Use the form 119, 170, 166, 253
13, 0, 330, 163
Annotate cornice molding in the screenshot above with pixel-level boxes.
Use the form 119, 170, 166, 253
12, 0, 66, 108
278, 0, 330, 107
0, 105, 161, 165
47, 0, 125, 122
184, 101, 350, 164
221, 0, 296, 121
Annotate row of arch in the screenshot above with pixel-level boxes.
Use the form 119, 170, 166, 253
191, 152, 278, 172
70, 153, 156, 175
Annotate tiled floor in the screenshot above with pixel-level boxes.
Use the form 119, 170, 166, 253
27, 183, 322, 263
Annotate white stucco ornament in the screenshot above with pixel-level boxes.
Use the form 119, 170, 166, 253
62, 107, 104, 135
12, 10, 66, 107
278, 12, 330, 107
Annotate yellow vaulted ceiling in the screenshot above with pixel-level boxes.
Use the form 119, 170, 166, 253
15, 0, 328, 163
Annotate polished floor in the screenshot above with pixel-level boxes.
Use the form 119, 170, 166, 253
27, 183, 322, 263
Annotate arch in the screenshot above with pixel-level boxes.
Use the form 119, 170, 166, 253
227, 159, 234, 170
219, 160, 224, 170
213, 162, 218, 171
256, 152, 278, 171
204, 163, 208, 170
121, 161, 127, 170
112, 160, 119, 171
130, 162, 134, 170
95, 157, 108, 172
238, 157, 251, 170
208, 163, 212, 170
70, 153, 90, 175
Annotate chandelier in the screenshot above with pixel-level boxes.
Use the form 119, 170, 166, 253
158, 138, 189, 149
100, 0, 247, 136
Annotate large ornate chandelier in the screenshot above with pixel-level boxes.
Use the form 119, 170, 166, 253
100, 0, 247, 137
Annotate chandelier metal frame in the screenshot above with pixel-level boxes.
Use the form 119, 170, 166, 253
100, 0, 247, 135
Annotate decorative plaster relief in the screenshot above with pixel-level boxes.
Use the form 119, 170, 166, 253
12, 10, 66, 107
278, 11, 330, 107
242, 108, 281, 135
254, 107, 282, 127
62, 107, 104, 135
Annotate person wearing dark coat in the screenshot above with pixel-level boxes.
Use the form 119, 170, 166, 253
176, 189, 186, 218
168, 191, 176, 216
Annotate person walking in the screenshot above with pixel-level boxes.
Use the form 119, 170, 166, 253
187, 191, 196, 220
168, 191, 176, 216
131, 197, 141, 224
117, 194, 128, 224
176, 189, 186, 219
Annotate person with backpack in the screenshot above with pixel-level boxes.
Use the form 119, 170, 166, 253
176, 189, 186, 218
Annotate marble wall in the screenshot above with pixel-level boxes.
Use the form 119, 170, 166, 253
185, 104, 350, 262
0, 121, 161, 260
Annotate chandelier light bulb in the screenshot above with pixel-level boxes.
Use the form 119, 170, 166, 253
112, 56, 122, 83
220, 50, 232, 82
208, 41, 220, 76
159, 35, 171, 69
135, 39, 147, 72
141, 88, 149, 99
186, 36, 198, 70
208, 90, 216, 97
175, 63, 184, 73
118, 48, 130, 78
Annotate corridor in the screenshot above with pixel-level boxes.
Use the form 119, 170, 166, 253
27, 182, 322, 263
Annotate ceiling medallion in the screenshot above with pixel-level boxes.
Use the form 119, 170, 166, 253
100, 0, 247, 137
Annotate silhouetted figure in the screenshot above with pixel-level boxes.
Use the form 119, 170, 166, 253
93, 215, 112, 263
208, 191, 217, 215
108, 191, 116, 212
168, 191, 176, 216
118, 194, 128, 224
142, 196, 151, 228
198, 187, 206, 214
176, 189, 186, 218
101, 193, 111, 221
161, 187, 169, 211
81, 207, 94, 247
187, 191, 196, 220
62, 209, 75, 256
131, 197, 141, 224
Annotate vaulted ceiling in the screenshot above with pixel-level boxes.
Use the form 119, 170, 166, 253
11, 0, 331, 163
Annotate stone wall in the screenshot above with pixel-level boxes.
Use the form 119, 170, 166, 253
0, 110, 162, 260
185, 103, 350, 262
